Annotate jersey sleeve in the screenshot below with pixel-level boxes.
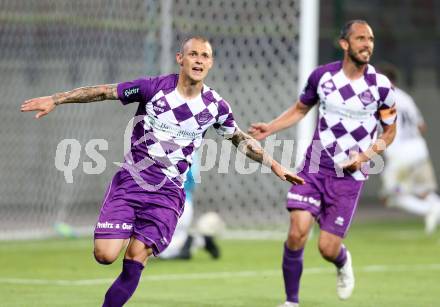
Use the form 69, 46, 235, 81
377, 76, 397, 126
213, 99, 237, 138
299, 67, 322, 106
117, 77, 159, 105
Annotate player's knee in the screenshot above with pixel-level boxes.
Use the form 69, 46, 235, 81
318, 241, 339, 260
287, 229, 308, 249
93, 249, 118, 265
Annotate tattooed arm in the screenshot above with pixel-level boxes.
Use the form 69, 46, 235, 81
20, 84, 118, 119
229, 128, 304, 185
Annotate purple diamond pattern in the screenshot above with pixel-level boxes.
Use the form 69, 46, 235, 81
172, 103, 195, 122
338, 84, 356, 100
350, 125, 369, 141
330, 122, 348, 138
308, 63, 396, 180
134, 86, 236, 187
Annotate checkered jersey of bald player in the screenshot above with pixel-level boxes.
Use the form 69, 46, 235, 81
300, 61, 396, 180
117, 74, 236, 188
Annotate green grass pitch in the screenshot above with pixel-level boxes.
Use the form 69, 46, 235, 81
0, 220, 439, 306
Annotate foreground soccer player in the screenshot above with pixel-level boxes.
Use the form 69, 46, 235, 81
249, 20, 396, 306
21, 36, 304, 307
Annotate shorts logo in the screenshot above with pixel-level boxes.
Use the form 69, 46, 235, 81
335, 216, 345, 226
124, 87, 139, 98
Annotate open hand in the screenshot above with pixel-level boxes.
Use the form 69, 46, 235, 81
21, 96, 56, 119
271, 162, 305, 185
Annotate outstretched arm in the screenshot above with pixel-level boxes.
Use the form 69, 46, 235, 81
20, 84, 118, 119
230, 127, 304, 185
248, 101, 313, 140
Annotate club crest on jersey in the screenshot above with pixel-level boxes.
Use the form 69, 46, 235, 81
321, 80, 336, 95
358, 89, 374, 105
197, 109, 213, 125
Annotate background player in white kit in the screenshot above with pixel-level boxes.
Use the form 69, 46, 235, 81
379, 63, 440, 234
159, 155, 223, 260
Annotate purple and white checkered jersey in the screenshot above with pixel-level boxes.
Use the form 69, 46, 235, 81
300, 61, 396, 180
117, 74, 236, 188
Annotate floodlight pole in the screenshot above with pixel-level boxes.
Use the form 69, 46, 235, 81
160, 0, 173, 74
296, 0, 320, 166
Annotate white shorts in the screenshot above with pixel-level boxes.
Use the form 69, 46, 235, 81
382, 158, 438, 196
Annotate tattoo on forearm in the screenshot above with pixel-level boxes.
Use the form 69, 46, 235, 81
231, 129, 272, 166
52, 84, 118, 105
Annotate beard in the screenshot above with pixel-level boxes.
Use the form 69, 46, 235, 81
348, 46, 370, 66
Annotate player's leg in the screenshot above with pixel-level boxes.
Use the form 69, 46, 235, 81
94, 238, 129, 264
94, 170, 135, 264
103, 202, 180, 307
389, 193, 432, 215
318, 176, 363, 300
280, 172, 321, 306
425, 193, 440, 234
102, 237, 152, 307
317, 230, 353, 300
280, 209, 314, 307
414, 160, 440, 234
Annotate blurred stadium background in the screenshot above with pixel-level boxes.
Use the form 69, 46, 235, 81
1, 0, 440, 237
1, 1, 440, 306
0, 0, 438, 238
2, 0, 440, 238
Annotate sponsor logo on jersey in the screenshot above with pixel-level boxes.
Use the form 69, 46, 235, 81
144, 115, 203, 139
124, 87, 139, 98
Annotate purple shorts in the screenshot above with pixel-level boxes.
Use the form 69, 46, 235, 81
286, 171, 364, 238
94, 169, 185, 256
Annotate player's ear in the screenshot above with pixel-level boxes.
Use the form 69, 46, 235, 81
339, 38, 349, 51
176, 52, 183, 66
207, 56, 214, 69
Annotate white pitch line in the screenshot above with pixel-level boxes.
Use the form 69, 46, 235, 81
1, 264, 440, 286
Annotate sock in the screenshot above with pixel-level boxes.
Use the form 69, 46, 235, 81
333, 245, 347, 269
102, 259, 144, 307
282, 243, 304, 303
